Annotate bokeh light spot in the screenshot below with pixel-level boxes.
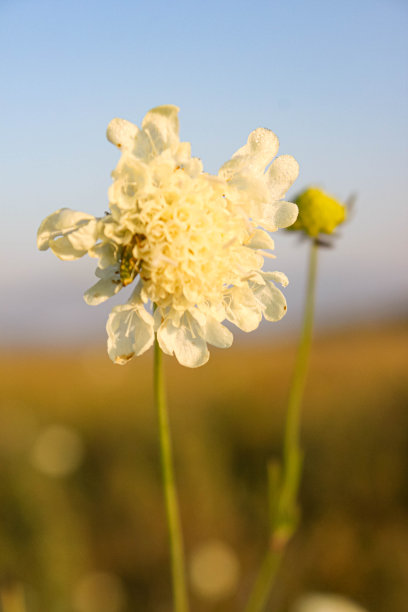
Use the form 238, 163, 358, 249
189, 539, 240, 601
30, 424, 84, 477
291, 593, 369, 612
72, 572, 126, 612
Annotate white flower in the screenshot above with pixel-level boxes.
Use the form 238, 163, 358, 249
37, 105, 299, 367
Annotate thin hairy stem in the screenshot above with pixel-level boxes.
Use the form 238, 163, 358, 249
245, 239, 319, 612
154, 335, 189, 612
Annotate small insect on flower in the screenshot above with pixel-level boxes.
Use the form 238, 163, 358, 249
37, 105, 300, 367
119, 234, 146, 286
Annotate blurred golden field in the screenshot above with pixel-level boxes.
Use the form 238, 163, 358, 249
0, 319, 407, 612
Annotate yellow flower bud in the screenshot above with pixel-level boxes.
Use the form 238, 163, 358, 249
288, 187, 346, 237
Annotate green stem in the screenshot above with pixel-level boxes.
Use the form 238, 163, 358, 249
244, 548, 282, 612
281, 238, 318, 510
154, 335, 189, 612
245, 239, 319, 612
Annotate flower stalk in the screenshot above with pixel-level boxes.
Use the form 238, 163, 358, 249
245, 238, 319, 612
154, 332, 189, 612
280, 238, 318, 517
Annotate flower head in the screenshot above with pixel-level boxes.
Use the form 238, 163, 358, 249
288, 187, 346, 237
38, 105, 299, 367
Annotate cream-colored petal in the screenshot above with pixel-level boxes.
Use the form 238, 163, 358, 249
203, 316, 233, 348
184, 307, 206, 328
107, 117, 154, 161
106, 118, 139, 152
219, 128, 279, 179
37, 208, 95, 251
157, 317, 209, 367
152, 306, 164, 332
262, 271, 289, 287
142, 105, 180, 154
175, 334, 209, 367
88, 242, 119, 269
251, 278, 287, 322
218, 156, 244, 181
183, 157, 203, 178
106, 303, 154, 365
101, 217, 132, 243
38, 213, 99, 261
235, 128, 280, 171
267, 155, 299, 200
128, 281, 147, 305
49, 236, 88, 261
228, 173, 269, 204
84, 266, 122, 305
110, 153, 151, 208
156, 317, 174, 356
247, 229, 275, 250
174, 141, 192, 166
231, 244, 265, 272
224, 286, 262, 332
66, 219, 98, 250
259, 201, 299, 231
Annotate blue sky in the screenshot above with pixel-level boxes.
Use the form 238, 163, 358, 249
1, 0, 407, 346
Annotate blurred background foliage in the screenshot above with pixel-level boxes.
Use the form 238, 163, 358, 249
1, 318, 407, 612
